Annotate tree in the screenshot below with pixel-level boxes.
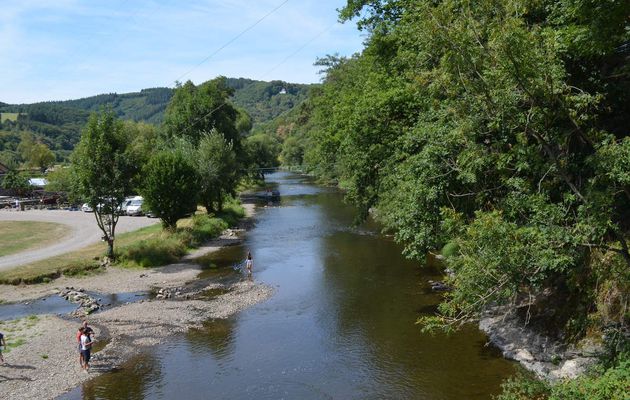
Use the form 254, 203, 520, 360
72, 111, 138, 258
299, 0, 630, 337
196, 131, 238, 213
141, 149, 199, 229
45, 167, 81, 204
1, 169, 30, 196
163, 77, 240, 147
17, 133, 56, 172
280, 136, 304, 166
243, 133, 281, 180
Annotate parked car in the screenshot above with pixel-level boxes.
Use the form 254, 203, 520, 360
145, 209, 158, 218
118, 196, 138, 215
81, 203, 93, 212
126, 197, 144, 216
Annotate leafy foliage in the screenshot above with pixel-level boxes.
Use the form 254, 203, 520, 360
1, 169, 30, 195
71, 110, 139, 257
141, 149, 199, 229
195, 131, 238, 212
288, 0, 630, 339
496, 358, 630, 400
0, 78, 313, 163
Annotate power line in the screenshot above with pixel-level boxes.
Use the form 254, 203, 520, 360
259, 21, 337, 79
173, 0, 291, 84
176, 19, 336, 137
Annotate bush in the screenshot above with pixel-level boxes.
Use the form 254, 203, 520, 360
441, 241, 459, 258
495, 373, 550, 400
189, 214, 228, 246
118, 233, 187, 268
549, 359, 630, 400
497, 357, 630, 400
214, 199, 245, 227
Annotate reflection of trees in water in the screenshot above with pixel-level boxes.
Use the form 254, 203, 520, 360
79, 352, 161, 400
186, 317, 237, 362
318, 230, 515, 399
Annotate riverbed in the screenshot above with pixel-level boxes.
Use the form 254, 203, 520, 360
60, 172, 516, 399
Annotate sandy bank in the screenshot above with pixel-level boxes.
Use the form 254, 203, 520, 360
0, 203, 272, 399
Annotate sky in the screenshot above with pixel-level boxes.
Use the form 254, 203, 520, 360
0, 0, 366, 104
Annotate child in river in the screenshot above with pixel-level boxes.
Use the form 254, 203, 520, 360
0, 331, 6, 364
245, 252, 253, 275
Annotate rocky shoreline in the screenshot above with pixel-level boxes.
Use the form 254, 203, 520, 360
479, 307, 602, 381
0, 204, 275, 400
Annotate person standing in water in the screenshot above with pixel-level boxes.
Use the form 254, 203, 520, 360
0, 331, 6, 364
245, 252, 253, 275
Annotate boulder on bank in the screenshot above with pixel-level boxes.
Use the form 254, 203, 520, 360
479, 307, 601, 381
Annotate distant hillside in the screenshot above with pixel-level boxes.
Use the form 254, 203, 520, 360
53, 87, 173, 125
226, 78, 312, 124
0, 78, 314, 161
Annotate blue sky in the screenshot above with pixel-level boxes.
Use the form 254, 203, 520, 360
0, 0, 366, 104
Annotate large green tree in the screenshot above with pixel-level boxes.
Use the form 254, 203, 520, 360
300, 0, 630, 336
141, 149, 199, 229
18, 133, 56, 172
163, 77, 241, 147
72, 111, 138, 258
196, 131, 238, 213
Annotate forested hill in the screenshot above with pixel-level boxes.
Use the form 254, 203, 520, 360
0, 78, 313, 159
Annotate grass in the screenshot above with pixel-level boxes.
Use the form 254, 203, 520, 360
0, 112, 20, 123
0, 221, 70, 257
0, 201, 247, 284
0, 315, 40, 353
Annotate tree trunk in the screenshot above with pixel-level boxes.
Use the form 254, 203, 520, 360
106, 238, 114, 259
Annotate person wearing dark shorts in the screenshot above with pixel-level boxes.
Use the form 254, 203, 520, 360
79, 328, 94, 372
77, 321, 94, 368
0, 331, 6, 364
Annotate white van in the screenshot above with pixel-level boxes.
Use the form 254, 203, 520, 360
125, 196, 144, 216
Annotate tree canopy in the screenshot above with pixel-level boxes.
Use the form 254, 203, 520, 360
71, 110, 139, 257
278, 0, 630, 339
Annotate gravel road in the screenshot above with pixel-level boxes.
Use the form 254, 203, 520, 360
0, 209, 159, 271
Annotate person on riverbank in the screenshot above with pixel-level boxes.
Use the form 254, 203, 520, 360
76, 321, 94, 368
79, 327, 94, 372
245, 252, 253, 275
0, 331, 6, 364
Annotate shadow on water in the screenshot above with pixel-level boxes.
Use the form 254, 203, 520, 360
58, 172, 517, 400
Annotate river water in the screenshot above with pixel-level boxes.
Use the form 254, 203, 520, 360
61, 172, 515, 399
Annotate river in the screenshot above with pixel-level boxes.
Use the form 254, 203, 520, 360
60, 172, 516, 399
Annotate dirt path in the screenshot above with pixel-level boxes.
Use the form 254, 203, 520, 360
0, 210, 158, 271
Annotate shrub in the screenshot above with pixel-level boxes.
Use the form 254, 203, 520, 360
496, 357, 630, 400
440, 241, 459, 258
118, 233, 187, 268
189, 214, 228, 245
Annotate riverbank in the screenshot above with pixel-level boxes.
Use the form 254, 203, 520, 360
0, 203, 275, 400
479, 307, 602, 381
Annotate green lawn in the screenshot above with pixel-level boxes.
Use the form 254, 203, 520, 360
0, 112, 20, 123
0, 224, 163, 284
0, 202, 245, 284
0, 221, 70, 257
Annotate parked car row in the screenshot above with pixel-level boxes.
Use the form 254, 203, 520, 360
81, 196, 156, 217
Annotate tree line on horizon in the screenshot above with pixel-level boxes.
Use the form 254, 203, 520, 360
0, 78, 312, 170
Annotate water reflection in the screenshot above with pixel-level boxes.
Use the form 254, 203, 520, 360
59, 172, 515, 400
187, 318, 238, 362
68, 352, 162, 400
